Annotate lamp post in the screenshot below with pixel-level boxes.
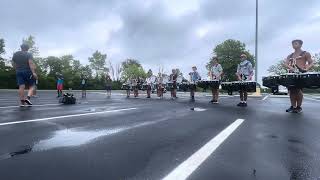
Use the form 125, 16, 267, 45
255, 0, 258, 82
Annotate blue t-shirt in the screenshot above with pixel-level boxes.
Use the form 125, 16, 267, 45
12, 51, 33, 72
57, 78, 64, 85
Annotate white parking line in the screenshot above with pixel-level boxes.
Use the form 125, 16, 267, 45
0, 104, 61, 109
162, 119, 244, 180
262, 94, 270, 101
305, 97, 320, 102
0, 107, 137, 126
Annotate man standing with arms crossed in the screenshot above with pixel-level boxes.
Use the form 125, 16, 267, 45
285, 39, 314, 113
12, 43, 38, 107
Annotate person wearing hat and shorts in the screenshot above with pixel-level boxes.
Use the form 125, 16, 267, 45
209, 57, 223, 104
12, 43, 38, 107
236, 54, 253, 107
189, 66, 201, 101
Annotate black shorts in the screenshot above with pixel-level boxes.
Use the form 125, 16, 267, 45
106, 85, 112, 91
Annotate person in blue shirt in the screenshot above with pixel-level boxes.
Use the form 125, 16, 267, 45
56, 74, 64, 98
12, 43, 38, 107
189, 66, 201, 101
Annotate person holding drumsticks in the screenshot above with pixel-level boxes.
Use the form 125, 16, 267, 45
189, 66, 201, 102
209, 57, 223, 104
170, 69, 178, 99
236, 54, 253, 107
284, 39, 314, 113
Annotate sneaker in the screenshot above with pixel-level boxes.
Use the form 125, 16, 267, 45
242, 102, 247, 107
237, 102, 243, 107
24, 99, 33, 106
286, 106, 294, 113
20, 100, 25, 107
293, 106, 302, 113
213, 101, 219, 104
210, 100, 214, 104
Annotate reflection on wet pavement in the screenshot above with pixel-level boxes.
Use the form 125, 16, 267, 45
33, 119, 166, 151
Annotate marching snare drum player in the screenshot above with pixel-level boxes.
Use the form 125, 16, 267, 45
236, 54, 253, 107
284, 39, 314, 113
132, 77, 139, 98
189, 66, 201, 102
170, 69, 178, 99
157, 73, 165, 98
209, 57, 223, 104
146, 75, 152, 98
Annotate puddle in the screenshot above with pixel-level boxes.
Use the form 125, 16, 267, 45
190, 107, 207, 112
33, 120, 164, 151
1, 118, 169, 160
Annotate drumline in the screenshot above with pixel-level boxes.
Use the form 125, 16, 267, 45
122, 78, 258, 96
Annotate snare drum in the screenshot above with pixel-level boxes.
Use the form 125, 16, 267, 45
141, 83, 151, 91
279, 73, 303, 88
197, 80, 220, 89
300, 72, 320, 89
262, 75, 280, 89
121, 84, 131, 90
166, 81, 175, 91
221, 81, 256, 92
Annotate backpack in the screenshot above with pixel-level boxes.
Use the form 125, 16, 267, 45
59, 93, 76, 104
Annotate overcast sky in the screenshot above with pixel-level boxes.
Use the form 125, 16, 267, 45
1, 0, 319, 81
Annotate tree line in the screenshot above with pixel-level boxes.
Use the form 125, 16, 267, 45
3, 35, 317, 90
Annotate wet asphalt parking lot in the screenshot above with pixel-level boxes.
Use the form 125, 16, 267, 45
0, 90, 320, 180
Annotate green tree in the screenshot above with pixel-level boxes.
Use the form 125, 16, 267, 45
207, 39, 255, 81
22, 35, 40, 57
89, 50, 108, 76
267, 60, 287, 75
121, 59, 146, 81
313, 54, 320, 72
121, 59, 141, 69
0, 38, 5, 66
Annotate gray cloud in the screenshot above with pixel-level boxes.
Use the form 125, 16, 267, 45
1, 0, 319, 80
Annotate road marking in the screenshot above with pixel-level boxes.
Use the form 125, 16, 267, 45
162, 119, 245, 180
0, 104, 61, 109
0, 108, 137, 126
305, 97, 320, 102
262, 94, 270, 101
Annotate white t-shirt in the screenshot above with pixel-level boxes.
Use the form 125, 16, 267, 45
210, 64, 223, 80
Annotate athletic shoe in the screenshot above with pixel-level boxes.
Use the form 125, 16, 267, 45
213, 101, 219, 104
242, 102, 247, 107
20, 100, 25, 107
293, 106, 303, 113
237, 102, 243, 106
210, 100, 214, 104
24, 99, 33, 106
286, 106, 294, 113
